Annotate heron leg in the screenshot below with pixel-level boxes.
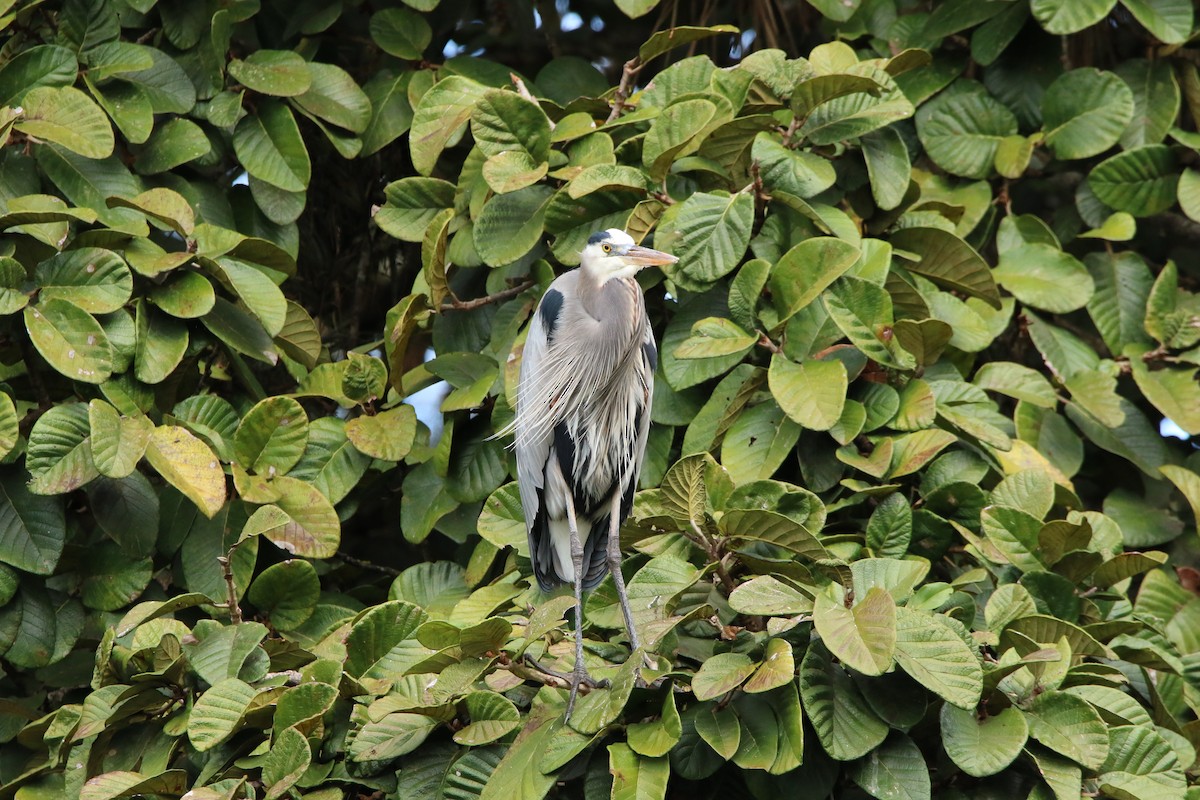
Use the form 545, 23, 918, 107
608, 491, 641, 653
565, 495, 589, 721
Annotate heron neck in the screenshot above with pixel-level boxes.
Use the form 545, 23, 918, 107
577, 266, 635, 322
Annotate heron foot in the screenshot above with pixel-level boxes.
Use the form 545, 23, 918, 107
565, 658, 600, 721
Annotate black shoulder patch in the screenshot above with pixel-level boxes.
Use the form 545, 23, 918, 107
642, 338, 658, 372
539, 288, 564, 342
587, 231, 607, 245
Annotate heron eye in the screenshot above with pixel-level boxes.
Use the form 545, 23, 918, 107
602, 244, 611, 253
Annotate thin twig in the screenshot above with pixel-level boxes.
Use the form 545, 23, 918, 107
510, 74, 538, 105
606, 56, 642, 123
440, 280, 534, 312
756, 332, 782, 354
337, 552, 401, 576
780, 115, 803, 148
216, 555, 242, 624
713, 554, 738, 597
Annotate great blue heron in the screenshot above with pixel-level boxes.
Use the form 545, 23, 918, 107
512, 228, 676, 717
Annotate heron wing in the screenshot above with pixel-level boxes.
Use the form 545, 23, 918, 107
514, 281, 565, 588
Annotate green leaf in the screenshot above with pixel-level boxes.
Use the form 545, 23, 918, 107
824, 277, 902, 367
744, 637, 795, 693
149, 270, 215, 319
674, 317, 756, 360
769, 355, 847, 431
800, 640, 889, 761
569, 651, 640, 734
188, 678, 259, 751
88, 400, 152, 479
0, 472, 66, 574
116, 46, 195, 114
362, 71, 414, 156
643, 99, 717, 180
1084, 251, 1154, 354
247, 559, 319, 630
250, 474, 340, 556
848, 733, 932, 800
80, 541, 151, 611
36, 247, 133, 314
862, 127, 911, 210
768, 237, 860, 322
370, 7, 432, 60
917, 83, 1017, 178
719, 508, 832, 561
234, 397, 308, 476
1127, 347, 1200, 435
800, 65, 914, 145
0, 45, 78, 106
473, 184, 554, 265
691, 652, 756, 701
344, 600, 429, 678
16, 86, 114, 158
1042, 69, 1134, 159
477, 483, 524, 554
889, 227, 1001, 309
346, 404, 417, 461
1025, 690, 1110, 770
1098, 724, 1187, 800
893, 607, 982, 709
294, 62, 372, 133
24, 299, 113, 384
477, 709, 559, 800
228, 50, 312, 97
1089, 145, 1179, 217
144, 426, 227, 518
1160, 465, 1200, 532
0, 257, 30, 316
662, 192, 753, 289
638, 24, 738, 62
1143, 261, 1200, 349
134, 118, 212, 174
940, 704, 1028, 777
109, 187, 196, 236
1030, 0, 1117, 34
993, 244, 1094, 313
1118, 0, 1193, 45
567, 165, 650, 199
410, 76, 488, 177
627, 691, 682, 758
351, 712, 438, 761
134, 302, 188, 384
1178, 168, 1200, 223
866, 492, 912, 557
376, 177, 455, 243
454, 692, 521, 745
753, 133, 837, 199
263, 726, 311, 800
473, 89, 551, 164
721, 402, 802, 484
233, 101, 312, 192
813, 587, 896, 676
1116, 58, 1180, 149
79, 771, 189, 800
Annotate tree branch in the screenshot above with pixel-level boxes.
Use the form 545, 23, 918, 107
440, 280, 534, 312
216, 555, 242, 624
337, 552, 401, 576
606, 57, 643, 123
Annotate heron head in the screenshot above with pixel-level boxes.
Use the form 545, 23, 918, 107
580, 228, 677, 282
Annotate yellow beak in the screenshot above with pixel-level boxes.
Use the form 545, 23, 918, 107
622, 245, 678, 267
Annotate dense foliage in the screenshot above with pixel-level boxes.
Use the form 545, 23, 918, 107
1, 0, 1200, 798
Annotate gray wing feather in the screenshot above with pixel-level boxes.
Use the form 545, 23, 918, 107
514, 280, 564, 587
